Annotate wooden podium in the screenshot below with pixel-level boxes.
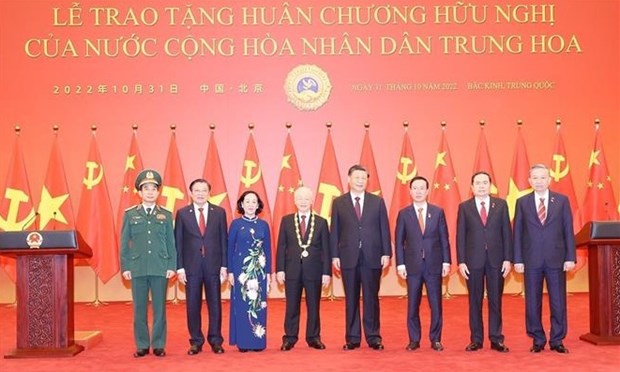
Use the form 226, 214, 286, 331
0, 230, 92, 358
575, 221, 620, 345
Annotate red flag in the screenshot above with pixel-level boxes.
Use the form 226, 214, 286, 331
76, 131, 119, 284
238, 130, 273, 253
388, 128, 417, 238
160, 130, 189, 214
550, 124, 585, 270
582, 124, 619, 222
430, 126, 461, 274
38, 131, 75, 230
272, 132, 303, 248
116, 129, 144, 239
203, 127, 233, 224
314, 128, 343, 222
505, 126, 532, 221
359, 127, 382, 196
472, 124, 499, 195
0, 130, 36, 282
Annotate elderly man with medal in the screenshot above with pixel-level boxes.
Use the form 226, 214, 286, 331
276, 186, 331, 351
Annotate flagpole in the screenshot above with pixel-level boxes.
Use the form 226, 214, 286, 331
437, 122, 455, 300
88, 274, 107, 307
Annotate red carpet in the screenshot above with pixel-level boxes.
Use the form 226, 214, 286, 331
0, 293, 618, 371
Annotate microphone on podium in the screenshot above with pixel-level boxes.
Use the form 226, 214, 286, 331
21, 212, 39, 231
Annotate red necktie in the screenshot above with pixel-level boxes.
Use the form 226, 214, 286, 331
480, 201, 488, 226
300, 215, 307, 237
198, 207, 206, 235
354, 197, 362, 220
417, 208, 425, 234
538, 198, 546, 224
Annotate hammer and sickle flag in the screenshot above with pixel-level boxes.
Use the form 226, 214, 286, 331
116, 129, 144, 239
0, 132, 35, 282
472, 125, 499, 196
76, 132, 119, 284
238, 130, 273, 257
388, 128, 417, 239
550, 125, 586, 271
314, 128, 343, 223
161, 130, 189, 216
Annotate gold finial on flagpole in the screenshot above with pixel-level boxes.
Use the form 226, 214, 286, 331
170, 124, 176, 132
517, 119, 523, 127
555, 119, 561, 130
403, 121, 409, 129
364, 122, 370, 130
248, 122, 255, 131
91, 125, 97, 132
53, 125, 59, 135
594, 118, 600, 130
209, 123, 216, 131
325, 121, 332, 129
14, 125, 21, 135
479, 120, 485, 127
440, 121, 447, 129
132, 124, 138, 132
285, 122, 292, 131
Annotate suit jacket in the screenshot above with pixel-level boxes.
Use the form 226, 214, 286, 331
276, 213, 331, 280
456, 197, 513, 269
175, 203, 228, 275
513, 191, 576, 269
330, 192, 392, 269
120, 205, 177, 277
395, 204, 451, 274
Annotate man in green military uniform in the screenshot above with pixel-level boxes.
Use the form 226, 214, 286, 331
120, 169, 177, 358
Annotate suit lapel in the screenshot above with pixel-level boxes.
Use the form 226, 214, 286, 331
545, 192, 557, 225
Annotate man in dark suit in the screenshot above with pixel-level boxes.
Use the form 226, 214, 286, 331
456, 171, 512, 353
395, 176, 450, 352
276, 186, 331, 351
175, 178, 228, 355
514, 164, 576, 354
330, 164, 391, 351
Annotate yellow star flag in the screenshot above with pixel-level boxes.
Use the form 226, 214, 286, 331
116, 127, 144, 239
38, 128, 74, 231
359, 124, 382, 196
203, 125, 232, 224
430, 124, 461, 274
388, 124, 417, 239
505, 124, 532, 221
272, 129, 303, 253
582, 121, 619, 221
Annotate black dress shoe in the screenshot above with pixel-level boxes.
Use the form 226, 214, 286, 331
530, 344, 544, 353
342, 342, 361, 350
153, 348, 166, 357
431, 342, 444, 351
238, 348, 249, 353
406, 342, 420, 351
280, 341, 294, 351
211, 344, 225, 354
550, 344, 569, 354
308, 340, 326, 350
369, 342, 384, 350
188, 344, 202, 355
465, 342, 483, 351
491, 342, 509, 352
133, 349, 149, 358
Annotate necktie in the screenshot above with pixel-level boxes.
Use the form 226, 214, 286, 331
538, 198, 546, 224
354, 197, 362, 220
418, 208, 425, 234
300, 215, 307, 237
146, 207, 152, 215
480, 201, 488, 226
198, 207, 206, 235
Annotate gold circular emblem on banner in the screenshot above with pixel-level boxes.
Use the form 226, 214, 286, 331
284, 64, 332, 111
